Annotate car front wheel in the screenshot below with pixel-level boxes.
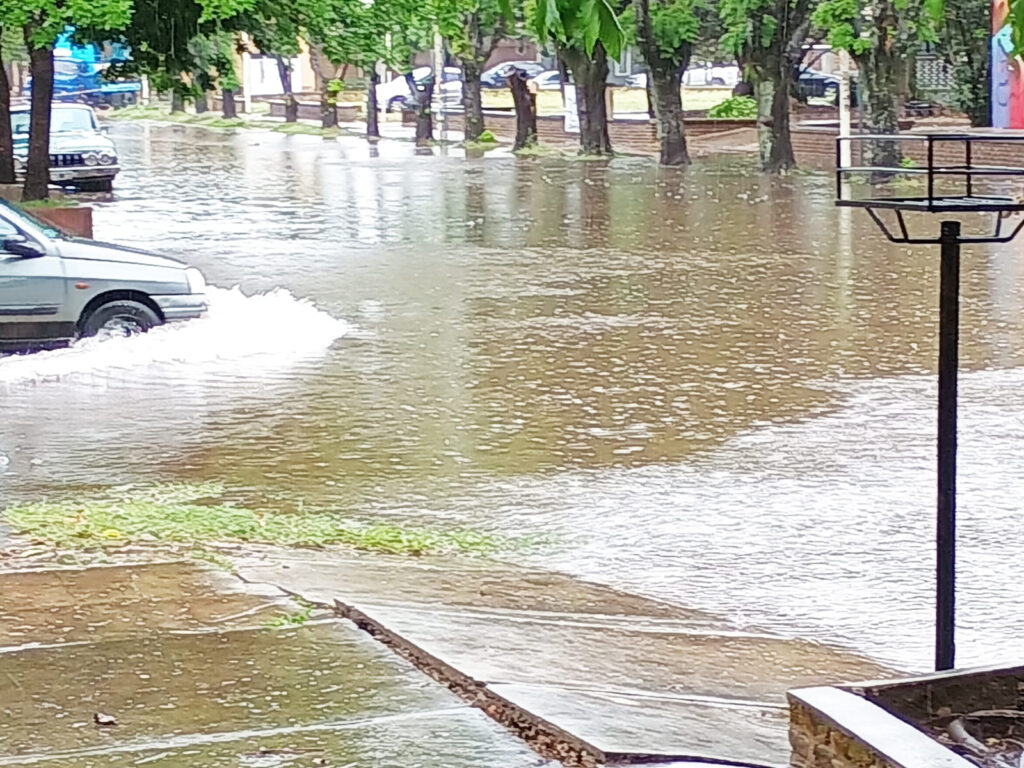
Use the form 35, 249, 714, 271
80, 300, 161, 339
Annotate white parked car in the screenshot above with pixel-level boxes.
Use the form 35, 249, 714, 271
682, 64, 740, 87
375, 66, 463, 112
528, 70, 566, 91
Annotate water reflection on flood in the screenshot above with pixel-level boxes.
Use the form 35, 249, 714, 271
1, 123, 1023, 671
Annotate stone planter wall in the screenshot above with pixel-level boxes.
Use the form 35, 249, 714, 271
789, 665, 1024, 768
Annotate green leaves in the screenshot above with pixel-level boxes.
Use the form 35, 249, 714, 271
531, 0, 625, 57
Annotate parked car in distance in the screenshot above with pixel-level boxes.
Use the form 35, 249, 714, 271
625, 65, 740, 89
796, 71, 858, 106
481, 60, 546, 88
625, 72, 647, 89
528, 70, 567, 91
11, 103, 119, 192
0, 200, 207, 353
682, 64, 740, 87
376, 66, 463, 112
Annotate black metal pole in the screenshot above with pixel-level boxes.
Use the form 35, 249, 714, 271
936, 220, 960, 671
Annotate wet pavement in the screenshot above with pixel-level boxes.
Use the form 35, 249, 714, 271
235, 549, 892, 765
0, 561, 553, 767
0, 122, 1022, 681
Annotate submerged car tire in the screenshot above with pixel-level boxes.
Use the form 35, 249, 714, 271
76, 178, 114, 193
80, 300, 161, 339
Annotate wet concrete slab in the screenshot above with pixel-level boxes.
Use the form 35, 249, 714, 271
0, 561, 287, 646
234, 550, 896, 766
0, 561, 552, 767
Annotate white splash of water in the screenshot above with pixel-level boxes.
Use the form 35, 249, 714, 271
0, 286, 350, 386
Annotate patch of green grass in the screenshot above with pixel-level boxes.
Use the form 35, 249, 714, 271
3, 483, 503, 557
513, 143, 567, 157
263, 603, 315, 628
20, 198, 79, 210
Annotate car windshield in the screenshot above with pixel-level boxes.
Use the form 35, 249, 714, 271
11, 108, 95, 136
0, 199, 60, 239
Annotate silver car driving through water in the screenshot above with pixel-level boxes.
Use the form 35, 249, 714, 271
0, 201, 207, 352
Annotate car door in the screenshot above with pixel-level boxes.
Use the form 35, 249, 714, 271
0, 220, 70, 348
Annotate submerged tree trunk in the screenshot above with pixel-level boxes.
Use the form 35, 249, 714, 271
23, 37, 53, 201
649, 69, 689, 165
321, 88, 337, 128
635, 0, 691, 165
856, 47, 901, 168
462, 59, 484, 141
561, 44, 612, 156
367, 68, 381, 139
0, 37, 16, 185
754, 70, 796, 173
221, 88, 238, 118
508, 69, 537, 150
275, 55, 298, 123
405, 72, 433, 145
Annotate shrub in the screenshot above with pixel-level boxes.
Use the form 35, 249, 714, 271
707, 96, 757, 119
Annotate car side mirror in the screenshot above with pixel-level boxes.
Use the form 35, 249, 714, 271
4, 235, 46, 258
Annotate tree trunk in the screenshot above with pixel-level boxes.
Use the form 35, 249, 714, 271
405, 72, 433, 145
754, 72, 795, 173
221, 88, 237, 118
634, 0, 690, 166
562, 44, 612, 156
274, 55, 298, 123
321, 88, 337, 128
23, 38, 53, 201
170, 88, 185, 113
462, 59, 485, 141
0, 36, 16, 185
509, 70, 537, 150
194, 91, 208, 113
644, 73, 656, 120
367, 68, 381, 139
856, 48, 900, 167
649, 68, 689, 165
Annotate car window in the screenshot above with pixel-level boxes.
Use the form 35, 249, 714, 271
11, 108, 96, 136
443, 70, 460, 82
53, 108, 96, 133
11, 112, 29, 136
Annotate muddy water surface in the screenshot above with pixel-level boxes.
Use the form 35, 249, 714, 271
1, 123, 1023, 671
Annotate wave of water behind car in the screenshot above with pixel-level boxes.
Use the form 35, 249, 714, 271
0, 286, 349, 387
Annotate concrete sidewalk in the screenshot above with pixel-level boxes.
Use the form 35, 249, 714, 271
233, 550, 895, 767
0, 561, 553, 767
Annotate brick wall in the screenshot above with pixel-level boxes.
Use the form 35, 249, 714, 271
437, 111, 754, 154
793, 125, 1024, 171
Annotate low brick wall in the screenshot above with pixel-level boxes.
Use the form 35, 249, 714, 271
793, 124, 1024, 170
428, 110, 754, 154
267, 100, 360, 122
33, 206, 93, 239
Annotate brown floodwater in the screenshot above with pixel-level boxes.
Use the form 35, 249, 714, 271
0, 122, 1022, 671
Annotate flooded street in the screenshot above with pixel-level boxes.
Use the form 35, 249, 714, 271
1, 122, 1023, 672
